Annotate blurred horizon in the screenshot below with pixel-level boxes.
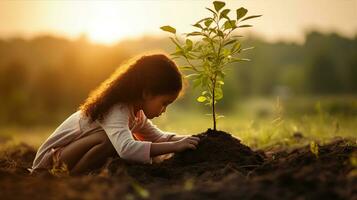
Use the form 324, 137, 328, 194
0, 30, 356, 127
0, 0, 356, 45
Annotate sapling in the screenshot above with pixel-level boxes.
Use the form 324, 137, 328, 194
161, 1, 261, 130
310, 141, 319, 159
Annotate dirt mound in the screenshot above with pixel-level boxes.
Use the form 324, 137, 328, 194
164, 129, 264, 166
107, 129, 265, 183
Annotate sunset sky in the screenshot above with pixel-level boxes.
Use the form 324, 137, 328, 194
0, 0, 356, 45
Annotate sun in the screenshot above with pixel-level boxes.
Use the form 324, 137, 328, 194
82, 2, 135, 44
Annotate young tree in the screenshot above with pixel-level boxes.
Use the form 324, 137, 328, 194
161, 1, 261, 131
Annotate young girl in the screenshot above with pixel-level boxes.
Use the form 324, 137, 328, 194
30, 54, 200, 175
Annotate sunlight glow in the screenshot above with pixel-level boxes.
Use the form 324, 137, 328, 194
0, 0, 356, 45
83, 2, 134, 44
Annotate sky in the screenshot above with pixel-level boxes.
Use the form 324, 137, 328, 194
0, 0, 356, 45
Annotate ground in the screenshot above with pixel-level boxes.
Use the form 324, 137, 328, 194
0, 129, 356, 200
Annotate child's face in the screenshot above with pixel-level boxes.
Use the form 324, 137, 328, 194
142, 92, 179, 119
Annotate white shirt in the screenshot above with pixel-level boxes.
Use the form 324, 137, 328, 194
31, 103, 175, 171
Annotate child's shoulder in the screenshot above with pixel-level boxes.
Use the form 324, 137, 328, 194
106, 103, 135, 118
111, 103, 131, 112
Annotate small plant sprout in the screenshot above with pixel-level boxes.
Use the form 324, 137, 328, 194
350, 151, 357, 167
130, 179, 150, 199
49, 155, 69, 177
310, 141, 319, 159
183, 177, 195, 191
272, 96, 284, 127
348, 151, 357, 178
161, 1, 261, 130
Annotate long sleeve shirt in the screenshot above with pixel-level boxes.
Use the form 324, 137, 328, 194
31, 103, 175, 171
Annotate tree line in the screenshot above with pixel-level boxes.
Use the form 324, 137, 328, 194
0, 31, 356, 125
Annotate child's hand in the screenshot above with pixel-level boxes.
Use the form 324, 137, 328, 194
174, 136, 200, 152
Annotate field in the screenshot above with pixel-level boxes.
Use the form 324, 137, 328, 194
0, 97, 356, 199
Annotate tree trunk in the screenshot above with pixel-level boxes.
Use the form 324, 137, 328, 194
212, 78, 217, 131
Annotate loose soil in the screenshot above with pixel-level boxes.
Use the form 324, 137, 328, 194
0, 129, 356, 200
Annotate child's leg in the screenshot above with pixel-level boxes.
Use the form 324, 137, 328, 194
58, 130, 117, 175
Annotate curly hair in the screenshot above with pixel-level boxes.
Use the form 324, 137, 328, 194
79, 54, 183, 122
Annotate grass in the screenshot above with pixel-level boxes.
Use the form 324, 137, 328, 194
0, 96, 356, 150
154, 96, 357, 149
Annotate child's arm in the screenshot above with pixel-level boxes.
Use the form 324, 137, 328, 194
169, 135, 189, 142
150, 136, 200, 157
136, 117, 196, 143
98, 105, 153, 163
135, 118, 176, 142
99, 105, 200, 162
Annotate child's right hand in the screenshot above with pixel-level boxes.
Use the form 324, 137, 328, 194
174, 136, 200, 152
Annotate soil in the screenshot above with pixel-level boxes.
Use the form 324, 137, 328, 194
0, 129, 356, 200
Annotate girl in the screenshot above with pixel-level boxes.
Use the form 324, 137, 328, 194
30, 54, 200, 175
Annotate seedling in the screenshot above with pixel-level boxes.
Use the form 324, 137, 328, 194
310, 141, 319, 159
161, 1, 261, 130
49, 156, 69, 177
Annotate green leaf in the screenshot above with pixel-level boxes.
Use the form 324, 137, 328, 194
229, 58, 251, 63
206, 7, 217, 17
223, 20, 237, 30
236, 7, 248, 20
217, 80, 224, 85
160, 25, 176, 34
213, 1, 225, 12
241, 46, 255, 52
170, 50, 183, 57
192, 23, 203, 29
192, 78, 201, 88
237, 25, 252, 28
179, 65, 193, 71
197, 96, 207, 102
231, 42, 241, 52
214, 87, 223, 100
185, 73, 200, 79
186, 39, 193, 47
131, 181, 150, 199
201, 91, 208, 95
186, 32, 204, 37
194, 17, 212, 25
217, 115, 225, 119
204, 19, 213, 27
219, 9, 230, 19
240, 58, 251, 61
241, 15, 262, 22
224, 39, 237, 46
222, 49, 231, 57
